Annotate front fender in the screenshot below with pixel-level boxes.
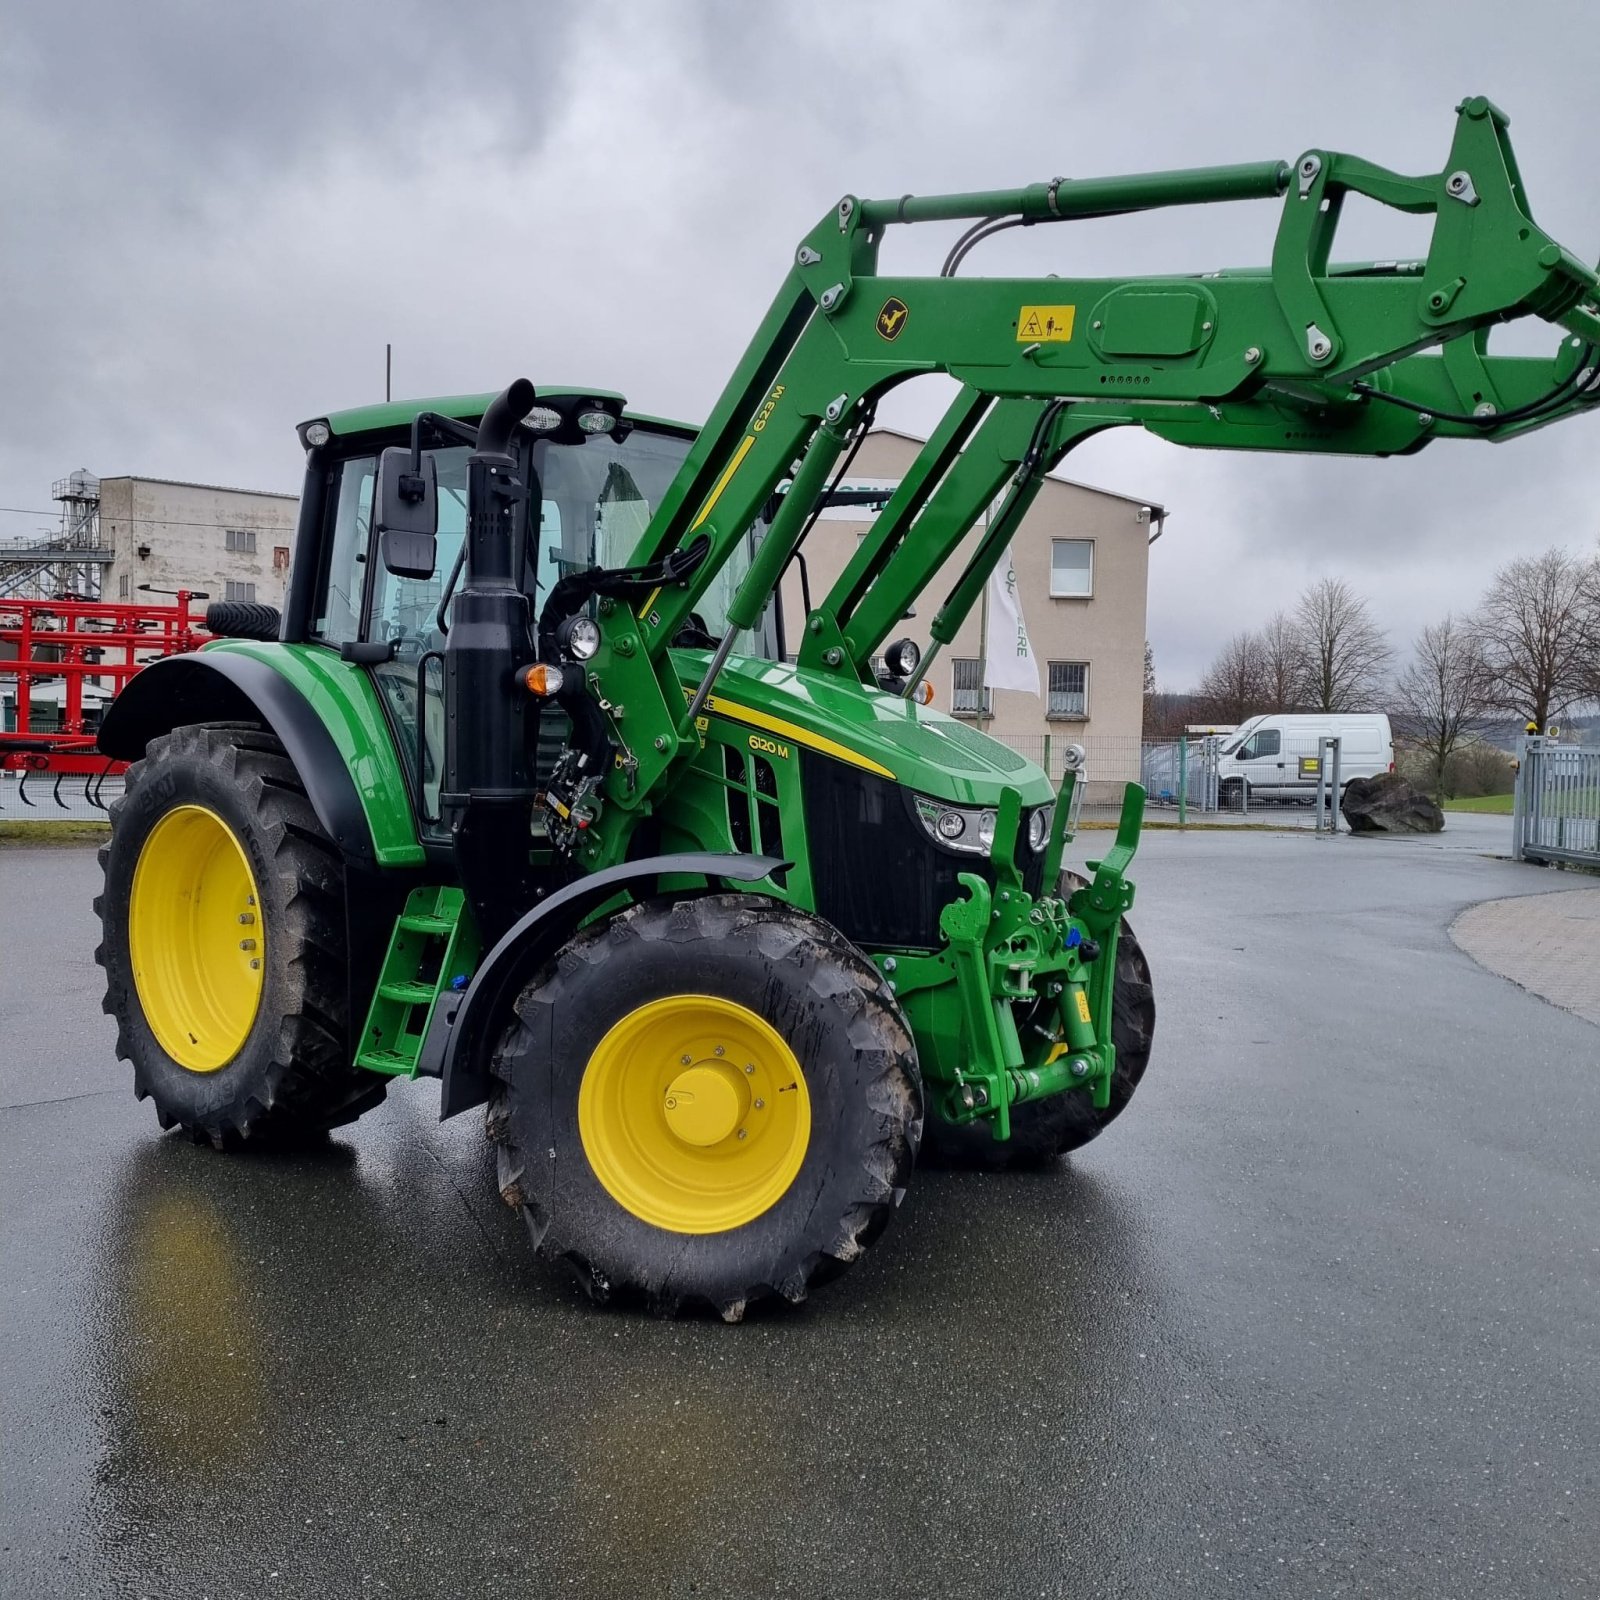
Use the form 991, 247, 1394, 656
433, 852, 786, 1118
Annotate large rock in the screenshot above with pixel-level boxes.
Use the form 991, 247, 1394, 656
1341, 773, 1445, 834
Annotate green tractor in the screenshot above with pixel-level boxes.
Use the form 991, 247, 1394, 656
97, 100, 1599, 1316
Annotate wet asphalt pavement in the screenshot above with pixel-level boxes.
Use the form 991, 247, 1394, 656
3, 824, 1598, 1599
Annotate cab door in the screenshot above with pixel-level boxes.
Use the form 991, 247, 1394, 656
307, 445, 471, 838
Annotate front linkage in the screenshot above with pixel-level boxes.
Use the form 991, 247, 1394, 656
874, 772, 1144, 1143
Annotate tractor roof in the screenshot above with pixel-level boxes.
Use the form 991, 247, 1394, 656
313, 391, 698, 440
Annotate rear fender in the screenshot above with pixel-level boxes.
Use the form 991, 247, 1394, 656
98, 651, 380, 864
98, 644, 427, 868
433, 852, 786, 1119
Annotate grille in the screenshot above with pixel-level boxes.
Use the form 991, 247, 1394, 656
802, 755, 1046, 950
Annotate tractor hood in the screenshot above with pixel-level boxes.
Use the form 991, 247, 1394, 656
677, 653, 1055, 808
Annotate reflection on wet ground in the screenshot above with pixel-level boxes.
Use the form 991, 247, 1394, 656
5, 836, 1600, 1598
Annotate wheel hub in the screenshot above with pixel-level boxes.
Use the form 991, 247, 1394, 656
663, 1061, 749, 1147
128, 805, 264, 1073
578, 994, 812, 1234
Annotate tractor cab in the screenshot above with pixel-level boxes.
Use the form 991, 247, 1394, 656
287, 391, 778, 836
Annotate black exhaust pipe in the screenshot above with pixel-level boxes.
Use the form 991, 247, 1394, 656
444, 379, 539, 944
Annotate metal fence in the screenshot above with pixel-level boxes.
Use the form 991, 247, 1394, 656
1513, 738, 1600, 868
987, 732, 1331, 826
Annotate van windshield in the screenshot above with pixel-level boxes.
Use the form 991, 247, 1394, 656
1220, 717, 1261, 756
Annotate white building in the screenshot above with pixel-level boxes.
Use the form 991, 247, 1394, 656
99, 477, 299, 610
778, 429, 1162, 789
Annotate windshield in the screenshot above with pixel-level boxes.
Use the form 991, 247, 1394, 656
532, 427, 776, 657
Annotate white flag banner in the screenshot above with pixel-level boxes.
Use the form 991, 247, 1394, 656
983, 544, 1041, 695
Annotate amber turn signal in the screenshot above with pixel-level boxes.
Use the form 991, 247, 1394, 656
912, 679, 934, 706
519, 663, 566, 697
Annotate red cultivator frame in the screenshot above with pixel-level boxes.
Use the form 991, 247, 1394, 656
0, 593, 209, 809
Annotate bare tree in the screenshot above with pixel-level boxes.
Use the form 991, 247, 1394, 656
1471, 547, 1597, 731
1294, 577, 1394, 712
1195, 630, 1268, 725
1392, 615, 1489, 797
1257, 610, 1303, 711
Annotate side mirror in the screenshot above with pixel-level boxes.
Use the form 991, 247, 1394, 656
376, 447, 438, 579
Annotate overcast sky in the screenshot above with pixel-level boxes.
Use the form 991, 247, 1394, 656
6, 1, 1599, 687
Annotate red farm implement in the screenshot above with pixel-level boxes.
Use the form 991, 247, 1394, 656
0, 593, 210, 810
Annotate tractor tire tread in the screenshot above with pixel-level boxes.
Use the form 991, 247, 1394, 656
486, 893, 921, 1320
96, 721, 383, 1146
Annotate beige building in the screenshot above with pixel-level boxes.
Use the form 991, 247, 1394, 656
778, 429, 1160, 787
100, 477, 299, 611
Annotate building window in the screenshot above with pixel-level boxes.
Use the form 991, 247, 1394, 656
951, 658, 992, 716
1047, 660, 1089, 719
1050, 538, 1093, 598
224, 528, 257, 554
117, 573, 131, 599
273, 545, 291, 571
224, 580, 257, 602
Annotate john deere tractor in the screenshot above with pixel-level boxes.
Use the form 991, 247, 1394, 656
97, 100, 1600, 1316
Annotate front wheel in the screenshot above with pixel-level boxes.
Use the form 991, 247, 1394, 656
96, 722, 385, 1146
487, 895, 922, 1319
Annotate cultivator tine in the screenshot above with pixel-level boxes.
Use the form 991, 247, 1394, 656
88, 762, 112, 810
18, 768, 34, 807
52, 772, 67, 810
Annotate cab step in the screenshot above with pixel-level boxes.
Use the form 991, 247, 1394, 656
354, 887, 479, 1080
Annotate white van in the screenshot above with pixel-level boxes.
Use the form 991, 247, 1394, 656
1215, 713, 1393, 805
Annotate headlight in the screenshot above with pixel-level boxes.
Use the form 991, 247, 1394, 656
883, 636, 921, 679
559, 615, 602, 660
1028, 804, 1053, 851
302, 420, 331, 448
913, 795, 996, 856
576, 408, 617, 435
522, 405, 563, 431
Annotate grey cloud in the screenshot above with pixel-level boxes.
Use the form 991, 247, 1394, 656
4, 0, 1598, 689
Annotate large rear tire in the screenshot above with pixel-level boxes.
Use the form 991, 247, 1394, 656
96, 722, 385, 1146
923, 871, 1155, 1169
487, 895, 922, 1320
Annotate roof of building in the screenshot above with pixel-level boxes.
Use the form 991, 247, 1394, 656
98, 476, 298, 502
865, 426, 1166, 516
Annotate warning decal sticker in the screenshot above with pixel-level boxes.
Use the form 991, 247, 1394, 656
1017, 304, 1076, 343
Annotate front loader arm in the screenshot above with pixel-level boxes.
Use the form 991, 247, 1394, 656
577, 96, 1598, 843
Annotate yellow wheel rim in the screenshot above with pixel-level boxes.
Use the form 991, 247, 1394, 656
128, 805, 264, 1073
578, 994, 812, 1234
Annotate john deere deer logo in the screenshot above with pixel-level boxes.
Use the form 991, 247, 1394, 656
875, 297, 909, 341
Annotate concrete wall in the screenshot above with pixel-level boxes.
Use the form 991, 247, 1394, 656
777, 429, 1155, 779
99, 478, 299, 610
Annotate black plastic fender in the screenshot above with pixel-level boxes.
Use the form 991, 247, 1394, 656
434, 852, 787, 1119
97, 652, 376, 864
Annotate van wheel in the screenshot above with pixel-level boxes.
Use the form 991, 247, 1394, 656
1219, 777, 1244, 808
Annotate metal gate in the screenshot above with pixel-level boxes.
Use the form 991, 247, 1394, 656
1513, 738, 1600, 867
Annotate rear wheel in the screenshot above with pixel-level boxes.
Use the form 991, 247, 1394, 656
923, 871, 1156, 1169
487, 895, 922, 1319
96, 722, 385, 1146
